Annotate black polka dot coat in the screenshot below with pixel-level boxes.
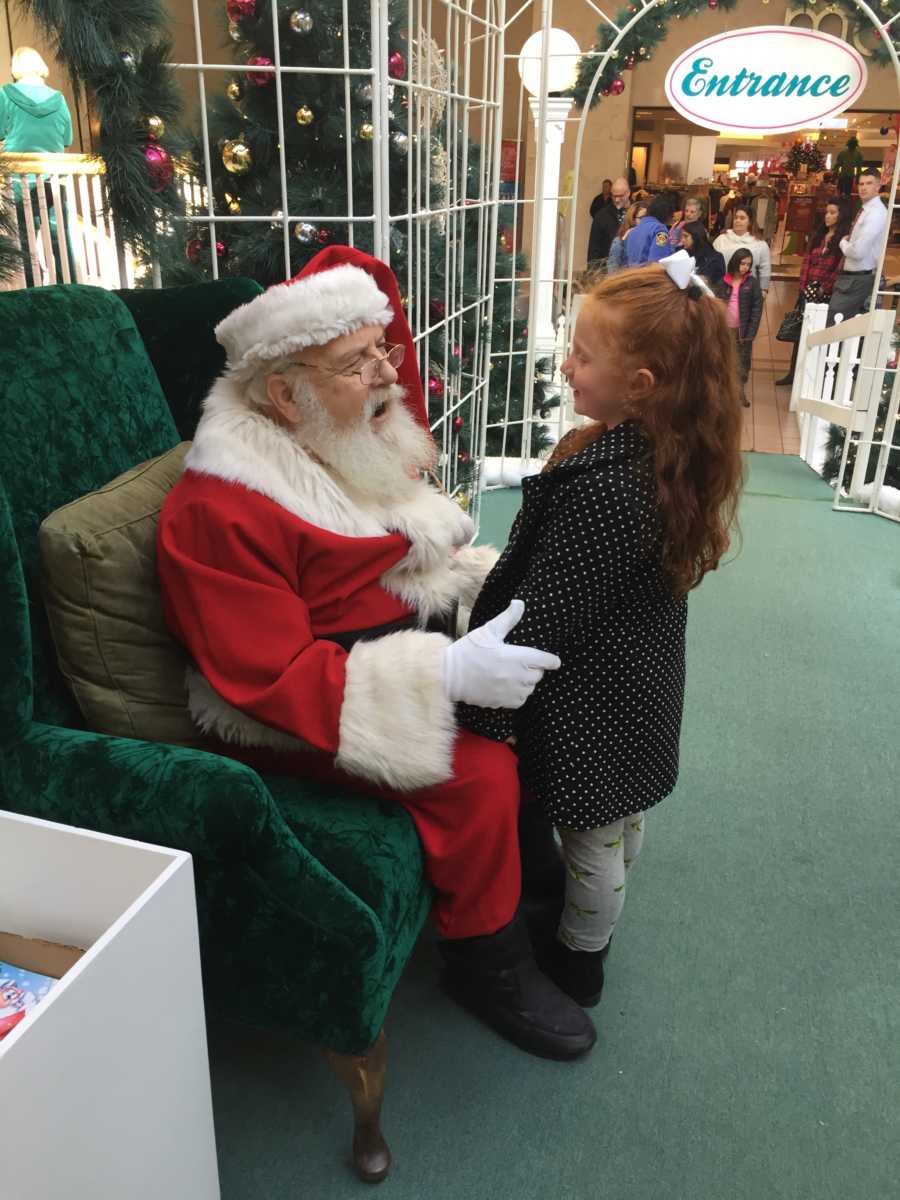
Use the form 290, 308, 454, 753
459, 420, 687, 831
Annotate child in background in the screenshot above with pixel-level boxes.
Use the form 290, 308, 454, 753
716, 248, 762, 407
459, 256, 744, 1006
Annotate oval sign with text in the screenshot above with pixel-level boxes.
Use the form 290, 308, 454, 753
665, 26, 867, 134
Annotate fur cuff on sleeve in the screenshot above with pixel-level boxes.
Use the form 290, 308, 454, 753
336, 630, 457, 791
450, 544, 500, 609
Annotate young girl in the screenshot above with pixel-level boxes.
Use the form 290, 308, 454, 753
716, 248, 763, 407
459, 262, 744, 1006
714, 205, 771, 296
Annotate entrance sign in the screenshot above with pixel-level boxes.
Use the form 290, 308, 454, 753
665, 27, 867, 134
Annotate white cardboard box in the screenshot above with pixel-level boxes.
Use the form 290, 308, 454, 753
0, 810, 220, 1199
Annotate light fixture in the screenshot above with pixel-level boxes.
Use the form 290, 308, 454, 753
517, 28, 581, 96
718, 130, 765, 140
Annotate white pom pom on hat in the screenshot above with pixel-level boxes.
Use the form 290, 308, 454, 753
214, 261, 394, 373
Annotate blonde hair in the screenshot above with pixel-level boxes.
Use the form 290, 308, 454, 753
11, 47, 50, 81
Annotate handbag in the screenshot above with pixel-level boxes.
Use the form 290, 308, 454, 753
776, 307, 804, 343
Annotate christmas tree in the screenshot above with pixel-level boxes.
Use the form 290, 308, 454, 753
155, 0, 549, 477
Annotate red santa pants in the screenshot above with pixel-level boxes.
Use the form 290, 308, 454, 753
231, 731, 522, 941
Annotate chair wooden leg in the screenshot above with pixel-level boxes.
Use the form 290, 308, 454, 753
324, 1028, 391, 1183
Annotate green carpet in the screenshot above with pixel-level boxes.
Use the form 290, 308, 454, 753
209, 452, 900, 1199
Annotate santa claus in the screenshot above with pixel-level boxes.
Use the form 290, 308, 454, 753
157, 246, 595, 1061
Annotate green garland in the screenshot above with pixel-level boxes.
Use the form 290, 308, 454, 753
570, 0, 898, 109
15, 0, 186, 252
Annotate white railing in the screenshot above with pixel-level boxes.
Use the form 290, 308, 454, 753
0, 152, 135, 290
793, 301, 899, 520
0, 152, 204, 292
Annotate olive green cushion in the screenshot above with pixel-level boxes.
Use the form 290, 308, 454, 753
39, 442, 201, 746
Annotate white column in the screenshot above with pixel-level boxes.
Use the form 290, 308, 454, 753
528, 95, 574, 361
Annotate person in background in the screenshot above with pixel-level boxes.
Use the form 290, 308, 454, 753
0, 46, 74, 285
587, 176, 631, 269
669, 196, 705, 249
589, 179, 613, 219
714, 205, 771, 298
827, 171, 888, 326
624, 194, 675, 267
715, 248, 762, 407
777, 199, 851, 386
680, 221, 725, 287
606, 201, 647, 275
0, 46, 73, 153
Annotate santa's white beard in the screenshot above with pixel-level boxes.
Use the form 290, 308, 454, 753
293, 381, 436, 505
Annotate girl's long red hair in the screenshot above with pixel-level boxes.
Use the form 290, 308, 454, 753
555, 265, 745, 597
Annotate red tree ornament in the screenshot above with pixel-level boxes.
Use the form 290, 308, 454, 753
610, 78, 625, 95
430, 298, 446, 319
458, 451, 471, 464
245, 55, 274, 86
316, 227, 332, 243
144, 143, 174, 192
428, 374, 444, 397
388, 51, 406, 79
227, 0, 256, 19
453, 416, 464, 431
185, 237, 204, 262
215, 239, 226, 258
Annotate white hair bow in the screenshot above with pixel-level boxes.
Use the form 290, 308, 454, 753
659, 249, 714, 297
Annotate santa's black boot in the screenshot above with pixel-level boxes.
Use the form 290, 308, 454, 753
519, 800, 566, 901
519, 801, 566, 953
540, 937, 613, 1009
439, 913, 597, 1060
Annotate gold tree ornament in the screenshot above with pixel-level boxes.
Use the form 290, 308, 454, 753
359, 122, 375, 140
146, 115, 165, 140
224, 192, 241, 214
226, 80, 243, 102
222, 139, 252, 174
295, 105, 314, 126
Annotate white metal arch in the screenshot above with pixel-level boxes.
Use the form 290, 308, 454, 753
501, 0, 900, 513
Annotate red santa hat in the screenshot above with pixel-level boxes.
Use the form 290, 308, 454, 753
292, 245, 428, 429
214, 245, 428, 430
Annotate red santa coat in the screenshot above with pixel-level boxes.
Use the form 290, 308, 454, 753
157, 375, 497, 792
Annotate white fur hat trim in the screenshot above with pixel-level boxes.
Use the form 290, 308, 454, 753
215, 262, 394, 372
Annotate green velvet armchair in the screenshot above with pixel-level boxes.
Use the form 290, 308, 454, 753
0, 281, 432, 1183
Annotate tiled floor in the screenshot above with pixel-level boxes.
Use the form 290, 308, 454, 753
743, 278, 803, 456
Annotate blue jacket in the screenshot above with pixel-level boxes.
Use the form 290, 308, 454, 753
624, 216, 671, 267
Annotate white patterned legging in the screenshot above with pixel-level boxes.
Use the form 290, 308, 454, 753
557, 812, 645, 952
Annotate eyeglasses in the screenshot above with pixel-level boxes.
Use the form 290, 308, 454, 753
292, 343, 405, 386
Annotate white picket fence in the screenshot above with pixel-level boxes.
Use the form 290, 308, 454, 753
792, 301, 900, 521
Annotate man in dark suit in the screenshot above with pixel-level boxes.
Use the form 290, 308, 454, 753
587, 176, 630, 269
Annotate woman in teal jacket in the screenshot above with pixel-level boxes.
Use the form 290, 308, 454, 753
1, 47, 74, 283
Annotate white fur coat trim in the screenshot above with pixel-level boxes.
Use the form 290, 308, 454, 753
214, 263, 394, 372
186, 667, 314, 754
185, 630, 456, 791
336, 629, 456, 790
186, 376, 497, 622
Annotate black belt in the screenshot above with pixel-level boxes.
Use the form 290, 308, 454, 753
840, 269, 875, 276
324, 603, 458, 651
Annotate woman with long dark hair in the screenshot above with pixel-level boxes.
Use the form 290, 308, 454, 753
680, 220, 726, 286
777, 199, 852, 386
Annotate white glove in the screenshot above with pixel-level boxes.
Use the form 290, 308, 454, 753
441, 599, 561, 709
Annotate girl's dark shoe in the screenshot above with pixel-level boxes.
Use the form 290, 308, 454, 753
775, 374, 794, 386
540, 938, 610, 1008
